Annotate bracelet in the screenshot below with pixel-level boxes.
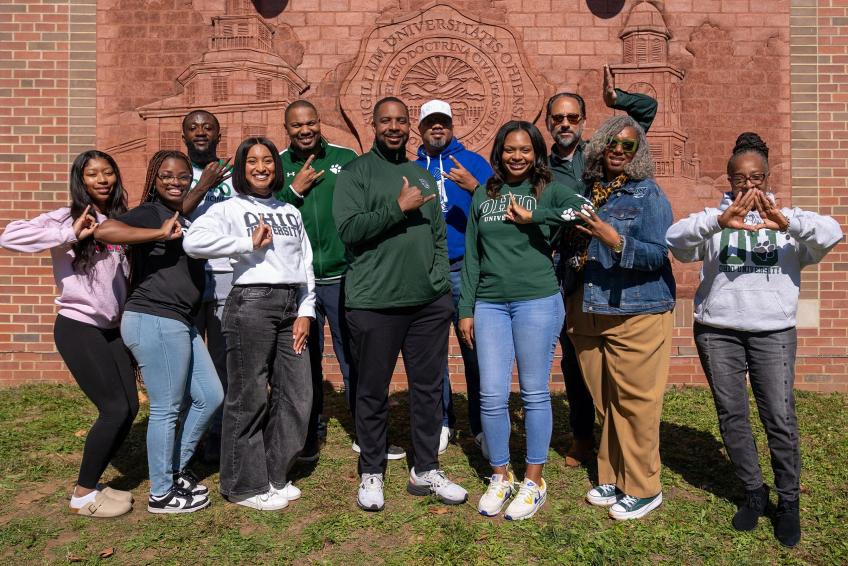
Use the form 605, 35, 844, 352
612, 235, 624, 254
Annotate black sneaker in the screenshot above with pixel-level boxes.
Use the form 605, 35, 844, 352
316, 415, 328, 441
774, 497, 801, 547
732, 484, 769, 531
297, 440, 320, 463
148, 486, 210, 514
352, 441, 406, 461
174, 470, 209, 496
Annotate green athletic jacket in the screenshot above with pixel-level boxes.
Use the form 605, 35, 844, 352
332, 142, 450, 309
276, 138, 358, 282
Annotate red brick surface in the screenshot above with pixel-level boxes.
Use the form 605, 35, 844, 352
1, 0, 845, 392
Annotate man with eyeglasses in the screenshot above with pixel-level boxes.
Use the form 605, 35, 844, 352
544, 66, 658, 468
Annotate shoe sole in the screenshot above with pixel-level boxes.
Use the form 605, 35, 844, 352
296, 454, 320, 464
229, 499, 288, 511
357, 499, 384, 512
609, 494, 663, 521
147, 498, 211, 514
406, 482, 467, 505
505, 492, 547, 521
586, 493, 620, 507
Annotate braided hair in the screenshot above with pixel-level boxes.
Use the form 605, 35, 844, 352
140, 150, 192, 205
727, 132, 769, 175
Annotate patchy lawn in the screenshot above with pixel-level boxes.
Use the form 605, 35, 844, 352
0, 384, 845, 565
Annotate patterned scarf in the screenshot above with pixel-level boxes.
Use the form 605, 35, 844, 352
562, 174, 629, 271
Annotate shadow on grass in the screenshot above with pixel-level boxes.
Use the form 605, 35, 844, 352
659, 421, 739, 503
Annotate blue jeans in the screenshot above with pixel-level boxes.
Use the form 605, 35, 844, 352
475, 293, 564, 468
121, 311, 224, 496
443, 268, 481, 434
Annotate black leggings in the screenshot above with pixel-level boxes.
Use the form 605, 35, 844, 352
54, 315, 138, 489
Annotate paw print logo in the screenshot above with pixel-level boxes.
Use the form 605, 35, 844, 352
330, 163, 342, 174
561, 208, 579, 222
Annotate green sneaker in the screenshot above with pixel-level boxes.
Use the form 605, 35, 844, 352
609, 492, 663, 520
586, 484, 622, 507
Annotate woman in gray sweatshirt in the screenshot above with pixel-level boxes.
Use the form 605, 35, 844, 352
666, 133, 843, 548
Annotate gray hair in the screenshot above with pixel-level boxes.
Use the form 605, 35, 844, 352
582, 115, 654, 183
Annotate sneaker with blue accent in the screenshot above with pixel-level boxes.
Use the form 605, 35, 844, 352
504, 478, 546, 521
586, 484, 623, 507
609, 492, 663, 520
477, 470, 515, 517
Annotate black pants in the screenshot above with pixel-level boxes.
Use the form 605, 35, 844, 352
220, 285, 312, 498
53, 314, 138, 489
560, 328, 595, 441
347, 293, 453, 474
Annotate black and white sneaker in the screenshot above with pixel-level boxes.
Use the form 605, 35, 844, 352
174, 470, 209, 496
147, 486, 210, 514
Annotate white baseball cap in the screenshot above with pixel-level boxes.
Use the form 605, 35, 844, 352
419, 100, 452, 122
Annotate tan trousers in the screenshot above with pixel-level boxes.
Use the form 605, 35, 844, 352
566, 290, 672, 498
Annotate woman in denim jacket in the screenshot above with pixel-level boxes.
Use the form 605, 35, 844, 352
558, 115, 675, 521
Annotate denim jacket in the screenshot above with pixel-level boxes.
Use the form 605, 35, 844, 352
580, 178, 676, 315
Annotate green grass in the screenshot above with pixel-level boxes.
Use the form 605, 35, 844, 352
0, 384, 845, 565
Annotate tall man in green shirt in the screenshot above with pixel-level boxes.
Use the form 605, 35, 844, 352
546, 65, 657, 468
333, 97, 468, 512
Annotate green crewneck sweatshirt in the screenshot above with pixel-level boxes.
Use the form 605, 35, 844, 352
458, 179, 588, 318
332, 142, 449, 309
276, 138, 358, 282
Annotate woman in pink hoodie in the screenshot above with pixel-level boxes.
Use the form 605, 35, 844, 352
0, 150, 137, 518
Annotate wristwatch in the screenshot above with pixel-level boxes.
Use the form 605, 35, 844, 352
612, 236, 624, 254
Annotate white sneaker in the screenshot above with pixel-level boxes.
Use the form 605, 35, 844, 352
478, 470, 515, 517
352, 441, 406, 460
504, 478, 547, 521
357, 473, 385, 512
474, 432, 490, 461
271, 482, 301, 501
438, 426, 454, 454
228, 487, 288, 511
407, 467, 468, 505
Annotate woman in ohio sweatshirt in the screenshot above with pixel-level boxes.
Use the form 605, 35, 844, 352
457, 121, 588, 521
183, 137, 316, 512
0, 150, 136, 518
666, 133, 843, 547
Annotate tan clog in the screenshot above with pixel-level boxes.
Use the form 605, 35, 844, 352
100, 486, 134, 503
70, 492, 132, 518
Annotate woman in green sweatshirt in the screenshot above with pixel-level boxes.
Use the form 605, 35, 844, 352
458, 121, 587, 521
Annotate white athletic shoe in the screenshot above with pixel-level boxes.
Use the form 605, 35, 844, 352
478, 470, 515, 517
407, 467, 468, 505
271, 482, 301, 501
504, 478, 547, 521
228, 487, 288, 511
438, 426, 454, 454
357, 473, 385, 512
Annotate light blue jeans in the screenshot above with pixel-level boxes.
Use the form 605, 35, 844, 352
475, 293, 564, 468
121, 311, 224, 496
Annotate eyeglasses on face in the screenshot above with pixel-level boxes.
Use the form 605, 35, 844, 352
729, 173, 768, 187
604, 136, 639, 154
550, 113, 583, 126
157, 173, 193, 184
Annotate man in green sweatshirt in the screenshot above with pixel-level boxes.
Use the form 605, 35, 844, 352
333, 97, 467, 512
545, 65, 658, 468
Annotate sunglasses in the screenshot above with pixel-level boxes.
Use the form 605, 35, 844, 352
550, 113, 582, 126
604, 136, 639, 154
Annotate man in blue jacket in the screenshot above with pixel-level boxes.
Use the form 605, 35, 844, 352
415, 100, 493, 456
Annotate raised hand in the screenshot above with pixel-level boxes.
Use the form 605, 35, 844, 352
504, 192, 532, 224
251, 216, 273, 249
196, 157, 232, 193
396, 176, 435, 212
458, 317, 474, 349
160, 211, 184, 240
72, 205, 98, 240
752, 189, 790, 231
292, 316, 310, 354
575, 203, 621, 248
290, 153, 325, 195
444, 156, 480, 192
602, 64, 617, 108
717, 189, 760, 231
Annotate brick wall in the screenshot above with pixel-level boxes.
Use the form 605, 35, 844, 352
0, 0, 845, 392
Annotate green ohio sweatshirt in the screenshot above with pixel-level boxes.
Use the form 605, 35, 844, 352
276, 138, 358, 282
332, 142, 450, 309
458, 179, 589, 319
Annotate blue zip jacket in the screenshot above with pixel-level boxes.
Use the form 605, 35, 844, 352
415, 137, 493, 264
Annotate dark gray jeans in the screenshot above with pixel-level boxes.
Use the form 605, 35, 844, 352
694, 322, 800, 501
219, 285, 312, 498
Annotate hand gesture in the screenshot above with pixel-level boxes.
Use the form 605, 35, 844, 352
717, 189, 759, 231
251, 216, 273, 249
443, 156, 480, 192
504, 192, 532, 224
752, 190, 790, 231
72, 205, 98, 241
292, 316, 310, 354
290, 153, 325, 195
195, 157, 232, 193
602, 65, 617, 108
396, 176, 435, 212
575, 204, 621, 248
160, 211, 183, 240
458, 317, 474, 349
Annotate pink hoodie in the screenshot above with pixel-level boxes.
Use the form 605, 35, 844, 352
0, 207, 129, 329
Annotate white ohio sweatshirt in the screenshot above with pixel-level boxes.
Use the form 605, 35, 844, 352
183, 194, 316, 318
666, 193, 843, 332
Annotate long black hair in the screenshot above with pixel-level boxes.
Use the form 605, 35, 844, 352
232, 137, 285, 195
486, 121, 552, 199
140, 150, 193, 205
68, 150, 128, 273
